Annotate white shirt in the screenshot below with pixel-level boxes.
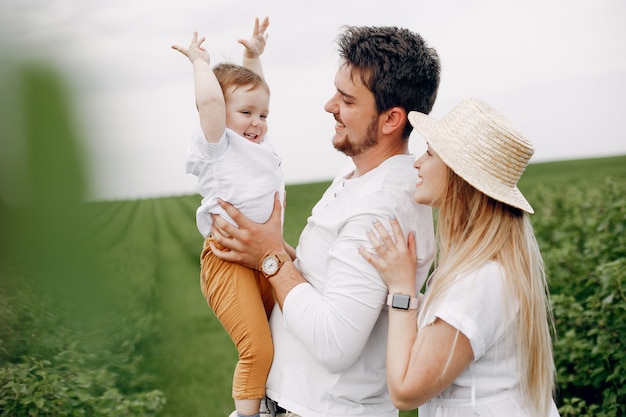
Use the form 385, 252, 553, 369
266, 155, 436, 417
185, 127, 285, 237
418, 261, 560, 417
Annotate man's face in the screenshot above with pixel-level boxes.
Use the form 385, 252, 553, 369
324, 64, 380, 157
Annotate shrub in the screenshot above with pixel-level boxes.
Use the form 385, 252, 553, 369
530, 177, 626, 417
0, 353, 165, 417
0, 270, 166, 417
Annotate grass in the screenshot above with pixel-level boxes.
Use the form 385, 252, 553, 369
519, 154, 625, 189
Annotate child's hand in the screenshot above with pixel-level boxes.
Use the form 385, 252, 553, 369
238, 17, 269, 59
171, 32, 210, 64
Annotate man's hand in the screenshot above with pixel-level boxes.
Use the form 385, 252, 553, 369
209, 192, 284, 270
238, 16, 269, 60
171, 31, 210, 64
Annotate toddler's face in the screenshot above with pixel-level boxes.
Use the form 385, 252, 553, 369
224, 85, 270, 143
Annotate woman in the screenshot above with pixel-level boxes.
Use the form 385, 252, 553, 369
359, 97, 560, 416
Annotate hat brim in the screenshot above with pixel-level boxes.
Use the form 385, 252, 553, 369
408, 110, 534, 214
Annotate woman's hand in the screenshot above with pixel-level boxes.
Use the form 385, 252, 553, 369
358, 216, 419, 294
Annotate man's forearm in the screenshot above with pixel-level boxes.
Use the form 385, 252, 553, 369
268, 261, 307, 309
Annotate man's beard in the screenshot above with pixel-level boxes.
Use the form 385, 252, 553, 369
334, 116, 379, 157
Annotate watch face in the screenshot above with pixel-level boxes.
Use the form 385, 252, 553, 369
262, 256, 279, 275
392, 294, 411, 310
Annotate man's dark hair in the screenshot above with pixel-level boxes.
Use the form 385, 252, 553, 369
337, 26, 440, 138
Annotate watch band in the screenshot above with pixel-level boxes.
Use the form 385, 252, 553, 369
387, 293, 419, 310
274, 252, 291, 266
275, 252, 291, 262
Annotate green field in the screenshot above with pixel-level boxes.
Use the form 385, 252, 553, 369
2, 155, 624, 417
1, 66, 624, 417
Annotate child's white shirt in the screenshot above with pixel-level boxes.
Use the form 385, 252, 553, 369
185, 126, 285, 238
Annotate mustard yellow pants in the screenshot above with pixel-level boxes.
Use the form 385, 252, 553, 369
200, 237, 275, 400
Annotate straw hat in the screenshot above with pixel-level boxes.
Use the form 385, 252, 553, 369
408, 97, 534, 213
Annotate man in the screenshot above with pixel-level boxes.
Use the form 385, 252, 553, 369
210, 25, 441, 417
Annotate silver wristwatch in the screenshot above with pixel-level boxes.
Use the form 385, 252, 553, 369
387, 293, 419, 310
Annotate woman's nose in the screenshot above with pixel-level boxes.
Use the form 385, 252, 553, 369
414, 153, 426, 169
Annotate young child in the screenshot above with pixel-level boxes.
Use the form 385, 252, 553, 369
172, 17, 286, 417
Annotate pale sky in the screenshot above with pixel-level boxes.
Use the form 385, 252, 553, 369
1, 0, 625, 200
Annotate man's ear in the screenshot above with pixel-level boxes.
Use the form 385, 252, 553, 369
380, 106, 407, 135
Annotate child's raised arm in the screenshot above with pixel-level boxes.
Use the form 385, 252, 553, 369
172, 32, 225, 144
238, 17, 269, 79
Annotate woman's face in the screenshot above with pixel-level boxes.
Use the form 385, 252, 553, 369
413, 145, 449, 208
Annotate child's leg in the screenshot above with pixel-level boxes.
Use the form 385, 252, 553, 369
200, 240, 273, 415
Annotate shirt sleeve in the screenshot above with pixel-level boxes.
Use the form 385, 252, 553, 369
184, 126, 228, 176
282, 187, 429, 373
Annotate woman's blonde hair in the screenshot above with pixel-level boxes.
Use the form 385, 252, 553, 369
423, 168, 556, 416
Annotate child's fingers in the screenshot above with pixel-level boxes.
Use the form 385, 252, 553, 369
260, 17, 269, 32
171, 45, 186, 54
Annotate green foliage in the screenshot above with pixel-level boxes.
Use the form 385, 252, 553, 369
0, 63, 165, 416
0, 354, 164, 417
3, 155, 625, 416
0, 229, 167, 416
526, 174, 626, 417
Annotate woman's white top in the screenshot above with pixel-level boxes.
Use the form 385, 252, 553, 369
418, 261, 560, 417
